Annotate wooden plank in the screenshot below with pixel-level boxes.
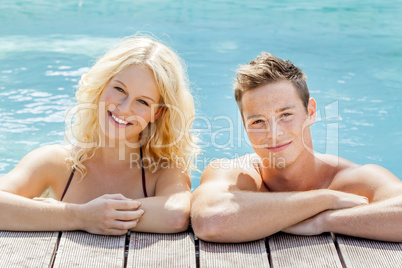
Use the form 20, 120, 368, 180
127, 231, 196, 268
0, 231, 58, 268
336, 235, 402, 268
268, 232, 342, 268
199, 238, 269, 268
53, 231, 125, 268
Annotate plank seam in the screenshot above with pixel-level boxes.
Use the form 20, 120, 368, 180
49, 231, 62, 268
124, 231, 131, 268
195, 235, 200, 268
331, 233, 347, 268
265, 237, 273, 268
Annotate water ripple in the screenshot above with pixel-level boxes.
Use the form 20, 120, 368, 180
45, 67, 89, 77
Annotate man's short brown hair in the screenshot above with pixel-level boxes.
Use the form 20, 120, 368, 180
234, 52, 309, 115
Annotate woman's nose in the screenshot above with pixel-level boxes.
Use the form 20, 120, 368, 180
116, 98, 133, 116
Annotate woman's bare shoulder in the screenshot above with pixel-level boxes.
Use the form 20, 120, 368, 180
153, 160, 191, 182
150, 160, 192, 196
0, 144, 72, 197
22, 144, 71, 169
5, 144, 72, 183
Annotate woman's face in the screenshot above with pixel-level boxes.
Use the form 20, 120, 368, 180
98, 64, 162, 145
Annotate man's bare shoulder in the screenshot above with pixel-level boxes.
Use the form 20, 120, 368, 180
205, 153, 261, 173
200, 153, 265, 192
318, 154, 402, 201
315, 153, 358, 170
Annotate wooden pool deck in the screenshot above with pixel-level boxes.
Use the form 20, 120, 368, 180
1, 230, 401, 267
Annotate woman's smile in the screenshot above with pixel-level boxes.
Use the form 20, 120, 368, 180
108, 111, 132, 128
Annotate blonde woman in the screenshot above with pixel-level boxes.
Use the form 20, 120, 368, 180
0, 36, 199, 235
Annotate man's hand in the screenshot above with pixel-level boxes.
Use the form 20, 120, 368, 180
282, 192, 369, 236
282, 212, 326, 236
330, 191, 369, 210
75, 194, 144, 236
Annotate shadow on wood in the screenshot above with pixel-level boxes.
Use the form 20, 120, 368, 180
199, 239, 269, 268
268, 232, 342, 268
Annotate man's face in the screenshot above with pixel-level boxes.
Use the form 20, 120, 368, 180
241, 80, 315, 169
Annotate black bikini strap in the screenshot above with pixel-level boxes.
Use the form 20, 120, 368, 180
140, 147, 148, 198
61, 167, 75, 201
61, 150, 147, 201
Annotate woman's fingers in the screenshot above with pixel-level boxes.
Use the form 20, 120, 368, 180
80, 195, 144, 235
113, 200, 142, 211
102, 219, 140, 235
101, 195, 142, 210
113, 209, 144, 221
114, 219, 139, 230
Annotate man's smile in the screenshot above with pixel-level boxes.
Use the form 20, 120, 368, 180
267, 141, 292, 152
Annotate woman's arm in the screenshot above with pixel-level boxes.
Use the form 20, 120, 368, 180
0, 191, 143, 235
0, 145, 143, 235
129, 166, 192, 233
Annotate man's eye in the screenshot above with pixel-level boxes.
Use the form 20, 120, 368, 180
252, 119, 263, 125
283, 113, 292, 117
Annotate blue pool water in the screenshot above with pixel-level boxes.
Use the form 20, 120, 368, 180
0, 0, 401, 189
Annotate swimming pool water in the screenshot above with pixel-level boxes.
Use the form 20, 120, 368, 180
1, 0, 401, 188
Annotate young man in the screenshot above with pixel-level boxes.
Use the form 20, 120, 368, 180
191, 52, 402, 243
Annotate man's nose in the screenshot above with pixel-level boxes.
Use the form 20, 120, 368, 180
266, 116, 283, 140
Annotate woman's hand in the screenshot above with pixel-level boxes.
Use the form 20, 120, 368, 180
75, 194, 144, 235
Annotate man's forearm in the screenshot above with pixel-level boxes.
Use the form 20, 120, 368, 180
322, 195, 402, 242
192, 189, 365, 242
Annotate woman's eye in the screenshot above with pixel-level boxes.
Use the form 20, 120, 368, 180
114, 87, 125, 94
138, 99, 149, 106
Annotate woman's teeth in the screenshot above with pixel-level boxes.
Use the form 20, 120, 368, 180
111, 113, 129, 125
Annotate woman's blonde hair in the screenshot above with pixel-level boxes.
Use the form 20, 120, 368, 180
66, 35, 199, 177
